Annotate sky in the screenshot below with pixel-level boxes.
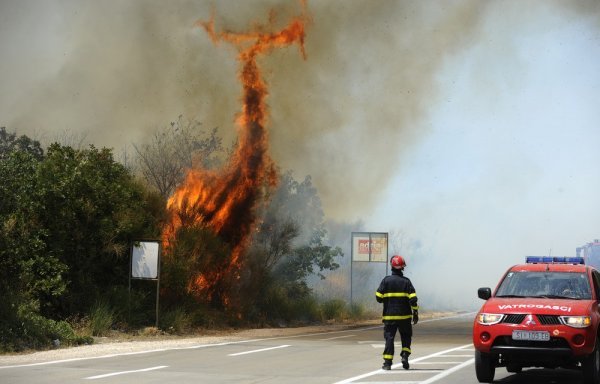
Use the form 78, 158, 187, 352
1, 0, 599, 310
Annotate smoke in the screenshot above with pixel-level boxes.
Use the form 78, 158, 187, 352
0, 0, 487, 220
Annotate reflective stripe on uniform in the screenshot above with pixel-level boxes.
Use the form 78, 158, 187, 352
376, 292, 417, 299
383, 354, 393, 360
401, 347, 411, 354
382, 314, 413, 320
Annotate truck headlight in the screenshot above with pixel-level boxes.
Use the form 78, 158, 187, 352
560, 316, 591, 328
477, 313, 504, 325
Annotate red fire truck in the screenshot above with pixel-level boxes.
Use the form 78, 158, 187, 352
473, 256, 600, 383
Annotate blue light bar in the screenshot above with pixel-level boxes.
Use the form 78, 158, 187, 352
526, 256, 585, 265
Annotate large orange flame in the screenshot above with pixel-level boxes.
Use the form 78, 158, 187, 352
163, 3, 309, 301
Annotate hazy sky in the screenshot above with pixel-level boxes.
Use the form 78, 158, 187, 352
368, 1, 600, 308
1, 0, 599, 310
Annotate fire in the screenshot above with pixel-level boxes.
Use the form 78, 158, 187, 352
163, 3, 309, 302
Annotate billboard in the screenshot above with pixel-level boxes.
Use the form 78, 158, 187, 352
351, 232, 388, 262
131, 241, 160, 279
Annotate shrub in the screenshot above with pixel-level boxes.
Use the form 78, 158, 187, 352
348, 302, 366, 320
160, 308, 191, 334
320, 299, 347, 321
87, 300, 114, 337
0, 303, 92, 352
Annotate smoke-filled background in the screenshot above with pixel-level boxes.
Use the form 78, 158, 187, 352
1, 0, 599, 311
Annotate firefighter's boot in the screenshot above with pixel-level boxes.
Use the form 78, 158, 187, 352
382, 360, 392, 370
400, 352, 410, 370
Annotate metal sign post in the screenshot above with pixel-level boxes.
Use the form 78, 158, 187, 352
129, 240, 161, 328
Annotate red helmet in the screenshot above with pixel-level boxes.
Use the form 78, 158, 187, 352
390, 255, 406, 269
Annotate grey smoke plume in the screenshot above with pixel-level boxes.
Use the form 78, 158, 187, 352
0, 0, 487, 220
1, 0, 599, 234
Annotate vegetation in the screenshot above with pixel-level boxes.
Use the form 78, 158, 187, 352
0, 125, 352, 353
132, 116, 225, 198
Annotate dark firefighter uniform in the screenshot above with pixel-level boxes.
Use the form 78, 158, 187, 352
376, 268, 418, 369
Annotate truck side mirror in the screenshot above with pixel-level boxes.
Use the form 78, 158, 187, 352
478, 287, 492, 300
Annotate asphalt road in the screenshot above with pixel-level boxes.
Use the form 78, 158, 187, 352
0, 313, 590, 383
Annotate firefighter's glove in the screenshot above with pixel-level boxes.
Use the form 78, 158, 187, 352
412, 310, 419, 325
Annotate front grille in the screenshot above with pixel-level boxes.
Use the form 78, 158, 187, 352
537, 315, 561, 325
503, 314, 526, 324
500, 314, 562, 325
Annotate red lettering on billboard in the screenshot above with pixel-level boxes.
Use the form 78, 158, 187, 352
358, 239, 383, 254
359, 239, 370, 254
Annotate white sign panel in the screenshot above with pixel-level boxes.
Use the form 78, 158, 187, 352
132, 241, 160, 279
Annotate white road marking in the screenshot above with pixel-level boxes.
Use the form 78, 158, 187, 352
320, 335, 356, 341
84, 365, 167, 380
381, 370, 443, 374
357, 382, 421, 384
355, 381, 421, 384
228, 344, 290, 356
332, 344, 473, 384
420, 358, 474, 384
418, 312, 477, 323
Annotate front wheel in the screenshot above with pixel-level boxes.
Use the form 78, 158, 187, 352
506, 363, 522, 374
582, 339, 600, 384
475, 350, 496, 383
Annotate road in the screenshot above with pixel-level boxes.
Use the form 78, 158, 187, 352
0, 313, 588, 383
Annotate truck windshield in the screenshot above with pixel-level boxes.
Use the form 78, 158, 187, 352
495, 271, 592, 299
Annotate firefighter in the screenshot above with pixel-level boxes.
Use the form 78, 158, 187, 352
376, 254, 419, 370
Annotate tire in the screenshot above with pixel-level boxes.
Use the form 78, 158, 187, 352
582, 339, 600, 384
506, 363, 522, 374
475, 350, 496, 383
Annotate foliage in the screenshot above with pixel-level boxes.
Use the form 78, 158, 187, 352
234, 171, 344, 324
0, 146, 70, 351
33, 144, 164, 317
0, 130, 163, 350
133, 116, 224, 198
348, 302, 368, 320
160, 224, 231, 307
318, 300, 369, 322
0, 126, 353, 349
0, 126, 44, 160
262, 171, 325, 245
86, 300, 115, 337
159, 308, 192, 334
0, 302, 91, 353
320, 299, 347, 321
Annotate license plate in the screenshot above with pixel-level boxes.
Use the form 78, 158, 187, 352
512, 330, 550, 341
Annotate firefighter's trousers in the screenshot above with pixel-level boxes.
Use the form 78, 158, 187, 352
383, 320, 412, 363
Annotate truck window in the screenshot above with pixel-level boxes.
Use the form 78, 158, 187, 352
496, 271, 591, 299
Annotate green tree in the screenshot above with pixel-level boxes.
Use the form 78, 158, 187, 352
34, 144, 164, 317
0, 141, 67, 350
236, 171, 343, 323
0, 126, 43, 160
